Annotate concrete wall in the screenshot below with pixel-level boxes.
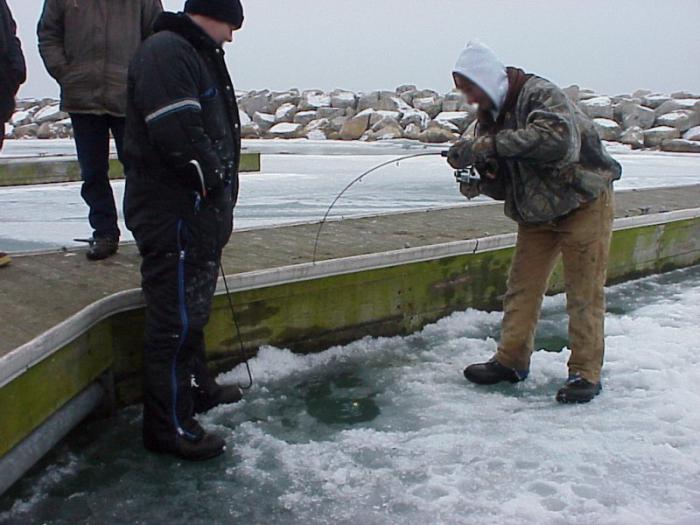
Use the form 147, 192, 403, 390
0, 153, 261, 187
1, 209, 699, 492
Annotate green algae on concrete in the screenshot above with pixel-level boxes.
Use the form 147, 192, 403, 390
0, 152, 261, 187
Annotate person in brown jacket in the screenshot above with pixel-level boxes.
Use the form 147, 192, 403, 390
447, 41, 622, 403
37, 0, 162, 260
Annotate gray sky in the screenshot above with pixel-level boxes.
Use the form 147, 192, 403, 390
11, 0, 700, 99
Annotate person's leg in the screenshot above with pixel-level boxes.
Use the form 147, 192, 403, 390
70, 113, 120, 240
494, 224, 562, 372
558, 188, 615, 387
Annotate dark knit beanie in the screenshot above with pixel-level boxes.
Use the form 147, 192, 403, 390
184, 0, 244, 28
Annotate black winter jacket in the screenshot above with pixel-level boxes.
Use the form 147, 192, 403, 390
0, 0, 26, 121
124, 12, 241, 202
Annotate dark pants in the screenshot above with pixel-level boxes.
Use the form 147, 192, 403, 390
70, 113, 126, 239
124, 175, 235, 444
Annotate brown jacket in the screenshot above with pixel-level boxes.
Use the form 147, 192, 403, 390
37, 0, 162, 116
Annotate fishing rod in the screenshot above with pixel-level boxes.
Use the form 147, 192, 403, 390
311, 151, 446, 264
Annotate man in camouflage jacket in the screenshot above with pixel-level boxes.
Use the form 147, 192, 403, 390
447, 40, 622, 403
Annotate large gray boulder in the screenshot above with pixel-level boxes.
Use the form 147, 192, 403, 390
441, 91, 465, 112
396, 84, 417, 94
329, 115, 349, 132
619, 126, 644, 149
14, 123, 39, 138
330, 90, 357, 110
253, 111, 275, 131
434, 111, 474, 133
578, 96, 614, 119
593, 118, 622, 141
37, 122, 53, 139
303, 118, 331, 140
293, 110, 318, 126
34, 104, 68, 124
369, 122, 404, 141
274, 102, 298, 123
655, 110, 699, 133
371, 115, 401, 132
618, 102, 656, 130
298, 90, 331, 111
641, 94, 671, 109
403, 123, 421, 140
654, 98, 700, 117
10, 110, 31, 127
240, 90, 273, 117
270, 90, 300, 111
268, 122, 303, 139
643, 126, 680, 147
660, 139, 700, 153
339, 112, 371, 140
412, 96, 442, 119
683, 126, 700, 141
671, 91, 699, 99
240, 122, 261, 139
418, 122, 458, 143
317, 107, 346, 119
632, 89, 653, 99
400, 108, 431, 130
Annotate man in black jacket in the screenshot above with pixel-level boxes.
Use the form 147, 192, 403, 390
0, 0, 25, 151
123, 0, 245, 461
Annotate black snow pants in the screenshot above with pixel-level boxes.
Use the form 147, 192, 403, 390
124, 174, 235, 444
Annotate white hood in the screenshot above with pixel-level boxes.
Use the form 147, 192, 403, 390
453, 40, 509, 114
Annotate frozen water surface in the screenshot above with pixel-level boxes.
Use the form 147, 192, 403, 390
1, 140, 700, 252
1, 266, 699, 525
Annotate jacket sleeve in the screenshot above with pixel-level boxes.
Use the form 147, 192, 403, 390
494, 82, 579, 165
141, 0, 163, 40
132, 38, 223, 191
1, 2, 26, 86
37, 0, 68, 82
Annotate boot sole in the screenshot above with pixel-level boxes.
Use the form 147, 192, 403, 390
144, 442, 226, 461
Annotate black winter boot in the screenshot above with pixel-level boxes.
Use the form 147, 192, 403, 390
193, 383, 243, 414
85, 236, 119, 261
144, 420, 226, 461
463, 358, 528, 385
556, 375, 602, 404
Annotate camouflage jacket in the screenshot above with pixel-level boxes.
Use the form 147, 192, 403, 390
477, 75, 622, 224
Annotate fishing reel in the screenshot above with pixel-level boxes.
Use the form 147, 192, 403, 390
440, 150, 481, 185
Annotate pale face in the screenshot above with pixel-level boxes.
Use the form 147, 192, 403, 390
453, 73, 493, 113
189, 14, 240, 46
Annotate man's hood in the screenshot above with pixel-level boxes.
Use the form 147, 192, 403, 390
453, 40, 508, 114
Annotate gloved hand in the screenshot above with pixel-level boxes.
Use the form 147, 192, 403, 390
446, 139, 474, 169
472, 135, 499, 179
459, 180, 481, 200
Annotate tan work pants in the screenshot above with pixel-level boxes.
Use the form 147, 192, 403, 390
495, 188, 614, 383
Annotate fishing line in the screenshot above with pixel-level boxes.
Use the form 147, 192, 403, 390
311, 151, 444, 263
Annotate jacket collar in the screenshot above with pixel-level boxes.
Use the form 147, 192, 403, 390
153, 12, 221, 52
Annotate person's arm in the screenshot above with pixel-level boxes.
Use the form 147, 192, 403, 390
132, 38, 224, 194
141, 0, 163, 40
494, 82, 579, 165
37, 0, 68, 82
1, 2, 26, 86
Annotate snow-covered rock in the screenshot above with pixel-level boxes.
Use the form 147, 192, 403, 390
641, 93, 671, 109
239, 90, 273, 117
268, 122, 303, 138
418, 122, 458, 143
298, 90, 331, 111
643, 126, 680, 147
370, 122, 404, 140
412, 97, 442, 119
274, 102, 298, 123
434, 111, 473, 133
400, 108, 431, 130
654, 98, 700, 116
330, 90, 357, 110
660, 139, 700, 153
241, 122, 261, 139
33, 105, 67, 124
578, 96, 614, 119
316, 107, 345, 120
563, 85, 580, 103
4, 122, 13, 137
683, 126, 700, 141
253, 111, 275, 131
403, 123, 421, 140
14, 123, 38, 138
655, 110, 699, 133
270, 90, 300, 111
10, 111, 31, 127
619, 126, 644, 149
441, 91, 465, 112
618, 102, 656, 130
593, 118, 622, 141
303, 118, 331, 140
293, 110, 318, 126
239, 111, 252, 126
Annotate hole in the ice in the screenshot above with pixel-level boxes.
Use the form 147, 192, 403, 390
304, 370, 381, 425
